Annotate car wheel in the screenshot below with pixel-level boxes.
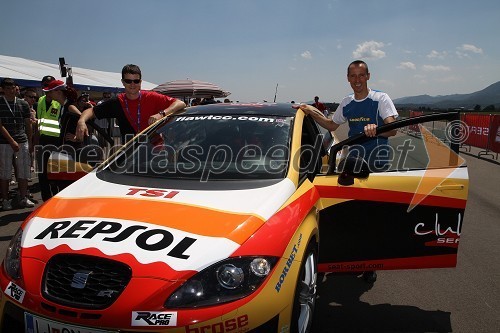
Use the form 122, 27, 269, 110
291, 242, 318, 333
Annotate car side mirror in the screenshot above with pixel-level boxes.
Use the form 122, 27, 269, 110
337, 156, 370, 186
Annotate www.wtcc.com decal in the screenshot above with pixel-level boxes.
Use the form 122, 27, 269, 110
22, 217, 239, 272
131, 311, 177, 327
4, 281, 26, 304
175, 115, 284, 123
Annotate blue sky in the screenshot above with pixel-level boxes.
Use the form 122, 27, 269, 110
1, 0, 498, 103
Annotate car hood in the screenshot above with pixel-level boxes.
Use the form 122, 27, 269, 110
21, 172, 296, 276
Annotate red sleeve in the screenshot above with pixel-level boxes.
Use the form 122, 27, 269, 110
144, 90, 177, 110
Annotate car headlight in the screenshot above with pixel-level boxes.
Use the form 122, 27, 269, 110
165, 256, 278, 308
4, 228, 23, 280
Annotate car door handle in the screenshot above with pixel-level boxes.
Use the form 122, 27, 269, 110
436, 184, 465, 191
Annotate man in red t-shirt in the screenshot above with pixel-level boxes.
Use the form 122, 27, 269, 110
76, 64, 186, 143
312, 96, 328, 117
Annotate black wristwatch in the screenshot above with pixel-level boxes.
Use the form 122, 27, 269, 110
159, 110, 166, 117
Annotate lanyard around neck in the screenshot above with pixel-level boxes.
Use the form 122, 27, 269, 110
2, 96, 17, 118
124, 92, 142, 132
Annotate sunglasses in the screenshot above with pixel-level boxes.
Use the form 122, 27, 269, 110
123, 79, 141, 84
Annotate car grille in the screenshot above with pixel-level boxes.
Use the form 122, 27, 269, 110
42, 254, 132, 309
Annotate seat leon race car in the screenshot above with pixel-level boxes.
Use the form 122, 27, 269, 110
0, 103, 468, 332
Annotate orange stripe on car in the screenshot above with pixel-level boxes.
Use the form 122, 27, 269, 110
316, 186, 466, 209
36, 197, 265, 244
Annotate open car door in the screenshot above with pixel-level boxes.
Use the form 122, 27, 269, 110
313, 112, 468, 272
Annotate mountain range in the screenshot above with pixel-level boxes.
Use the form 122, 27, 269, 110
393, 81, 500, 110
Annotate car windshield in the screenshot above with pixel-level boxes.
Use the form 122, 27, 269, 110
103, 114, 292, 181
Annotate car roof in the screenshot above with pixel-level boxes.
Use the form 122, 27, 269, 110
182, 103, 298, 117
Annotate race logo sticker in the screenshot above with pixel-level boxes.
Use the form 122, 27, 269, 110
131, 311, 177, 326
275, 233, 302, 292
5, 281, 26, 303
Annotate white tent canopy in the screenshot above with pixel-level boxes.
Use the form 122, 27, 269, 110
0, 55, 157, 92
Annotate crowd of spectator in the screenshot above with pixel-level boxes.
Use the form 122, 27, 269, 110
0, 77, 116, 210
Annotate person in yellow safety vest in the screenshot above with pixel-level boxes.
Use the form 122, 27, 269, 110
35, 75, 62, 201
37, 96, 61, 137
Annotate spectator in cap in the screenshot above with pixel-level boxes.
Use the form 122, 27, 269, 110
35, 75, 62, 201
43, 80, 89, 162
41, 75, 56, 85
43, 80, 81, 146
0, 78, 35, 209
40, 80, 97, 192
41, 80, 66, 93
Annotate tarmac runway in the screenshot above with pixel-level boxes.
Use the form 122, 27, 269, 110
0, 148, 499, 333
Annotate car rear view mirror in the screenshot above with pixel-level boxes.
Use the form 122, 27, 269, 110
337, 156, 370, 186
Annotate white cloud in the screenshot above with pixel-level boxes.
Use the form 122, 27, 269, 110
352, 41, 386, 59
301, 50, 312, 60
422, 65, 451, 72
456, 44, 483, 58
398, 62, 416, 70
427, 50, 447, 59
458, 44, 483, 54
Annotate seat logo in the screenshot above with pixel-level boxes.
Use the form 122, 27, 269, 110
71, 271, 92, 289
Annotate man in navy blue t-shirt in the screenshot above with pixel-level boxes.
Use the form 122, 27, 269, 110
296, 60, 398, 171
294, 60, 399, 283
